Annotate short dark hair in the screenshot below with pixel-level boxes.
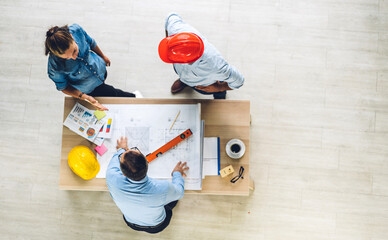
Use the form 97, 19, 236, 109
120, 151, 148, 181
45, 25, 73, 56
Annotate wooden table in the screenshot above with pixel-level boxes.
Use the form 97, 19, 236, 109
60, 97, 251, 196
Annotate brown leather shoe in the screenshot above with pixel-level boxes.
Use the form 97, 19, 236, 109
171, 79, 187, 94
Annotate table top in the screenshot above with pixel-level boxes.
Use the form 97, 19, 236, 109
59, 97, 250, 196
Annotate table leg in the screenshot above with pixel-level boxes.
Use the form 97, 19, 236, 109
249, 177, 255, 191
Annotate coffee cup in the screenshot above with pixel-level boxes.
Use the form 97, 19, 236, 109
226, 139, 245, 159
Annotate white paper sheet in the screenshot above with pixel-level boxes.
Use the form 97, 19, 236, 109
202, 137, 220, 177
96, 104, 202, 190
63, 102, 106, 143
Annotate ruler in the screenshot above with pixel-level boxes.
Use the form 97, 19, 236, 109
146, 129, 193, 163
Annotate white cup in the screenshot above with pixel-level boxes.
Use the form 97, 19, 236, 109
226, 139, 245, 159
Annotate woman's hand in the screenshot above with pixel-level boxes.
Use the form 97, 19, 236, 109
92, 45, 110, 66
84, 95, 109, 111
103, 56, 111, 66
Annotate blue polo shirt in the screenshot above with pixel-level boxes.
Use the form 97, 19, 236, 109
47, 24, 106, 94
106, 148, 185, 226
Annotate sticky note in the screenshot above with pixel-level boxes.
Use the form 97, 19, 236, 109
95, 143, 108, 156
106, 119, 112, 133
94, 110, 107, 120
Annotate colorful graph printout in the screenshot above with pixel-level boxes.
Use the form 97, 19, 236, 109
64, 102, 106, 143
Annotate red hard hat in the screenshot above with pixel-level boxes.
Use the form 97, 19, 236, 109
158, 32, 204, 63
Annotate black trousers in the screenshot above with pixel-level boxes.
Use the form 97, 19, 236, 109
88, 71, 135, 98
191, 87, 226, 99
89, 83, 135, 97
123, 201, 178, 234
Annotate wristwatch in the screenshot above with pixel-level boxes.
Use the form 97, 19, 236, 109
78, 92, 84, 99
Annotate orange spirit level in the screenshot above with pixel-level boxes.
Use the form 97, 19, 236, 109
146, 129, 192, 163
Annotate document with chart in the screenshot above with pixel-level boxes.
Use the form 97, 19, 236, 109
63, 102, 105, 143
96, 104, 203, 190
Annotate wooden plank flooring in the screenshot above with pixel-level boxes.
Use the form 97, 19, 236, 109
1, 0, 388, 239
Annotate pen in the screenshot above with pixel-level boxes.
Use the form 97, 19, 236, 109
169, 110, 180, 130
84, 98, 107, 111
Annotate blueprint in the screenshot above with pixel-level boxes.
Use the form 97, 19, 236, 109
96, 104, 202, 190
125, 127, 150, 153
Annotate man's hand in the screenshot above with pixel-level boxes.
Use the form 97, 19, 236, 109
195, 81, 231, 93
171, 161, 189, 177
103, 56, 111, 67
116, 136, 128, 150
84, 95, 109, 111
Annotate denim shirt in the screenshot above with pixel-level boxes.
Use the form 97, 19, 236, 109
47, 24, 106, 94
165, 13, 245, 89
106, 148, 185, 226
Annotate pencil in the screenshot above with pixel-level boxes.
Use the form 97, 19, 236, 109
84, 98, 98, 107
169, 110, 181, 130
84, 98, 92, 104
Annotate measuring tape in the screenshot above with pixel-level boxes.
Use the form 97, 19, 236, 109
146, 129, 192, 163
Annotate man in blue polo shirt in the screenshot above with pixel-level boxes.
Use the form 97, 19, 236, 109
45, 24, 137, 111
106, 136, 189, 234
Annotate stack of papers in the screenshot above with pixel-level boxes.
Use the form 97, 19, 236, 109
63, 102, 106, 143
64, 103, 219, 190
63, 102, 113, 146
95, 104, 203, 190
202, 137, 220, 177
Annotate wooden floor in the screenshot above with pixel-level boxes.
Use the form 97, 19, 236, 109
1, 0, 388, 239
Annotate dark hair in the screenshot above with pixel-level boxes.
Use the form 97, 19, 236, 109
120, 151, 148, 181
45, 25, 73, 56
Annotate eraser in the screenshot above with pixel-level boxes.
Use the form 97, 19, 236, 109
94, 110, 107, 120
219, 165, 234, 178
95, 143, 108, 156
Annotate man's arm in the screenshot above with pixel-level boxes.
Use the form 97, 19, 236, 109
195, 81, 232, 93
106, 148, 126, 184
195, 65, 245, 93
107, 137, 129, 178
165, 13, 200, 37
165, 161, 189, 202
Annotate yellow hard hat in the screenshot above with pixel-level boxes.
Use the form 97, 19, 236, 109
68, 145, 100, 180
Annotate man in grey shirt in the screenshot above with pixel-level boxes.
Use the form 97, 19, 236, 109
160, 13, 245, 99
